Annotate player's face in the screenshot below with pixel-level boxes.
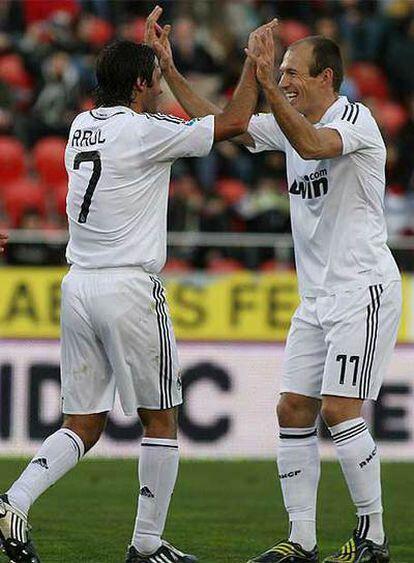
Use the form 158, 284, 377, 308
142, 63, 163, 113
278, 44, 322, 117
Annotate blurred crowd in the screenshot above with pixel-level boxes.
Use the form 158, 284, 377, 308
0, 0, 413, 270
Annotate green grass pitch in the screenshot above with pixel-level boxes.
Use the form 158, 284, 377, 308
0, 459, 413, 562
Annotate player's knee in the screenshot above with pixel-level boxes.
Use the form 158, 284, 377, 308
63, 413, 108, 452
321, 396, 363, 427
139, 407, 177, 439
276, 395, 304, 426
277, 393, 320, 428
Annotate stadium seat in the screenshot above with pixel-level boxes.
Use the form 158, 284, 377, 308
207, 256, 244, 273
33, 137, 67, 186
23, 0, 80, 25
374, 100, 408, 138
163, 257, 192, 273
348, 63, 390, 101
216, 178, 247, 205
0, 54, 33, 89
0, 136, 26, 185
53, 181, 68, 217
80, 17, 114, 48
3, 179, 46, 227
131, 17, 146, 43
279, 20, 312, 47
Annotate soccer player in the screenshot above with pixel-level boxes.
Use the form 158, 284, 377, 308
151, 17, 401, 563
0, 26, 263, 563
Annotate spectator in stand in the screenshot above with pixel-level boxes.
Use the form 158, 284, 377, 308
171, 16, 220, 76
394, 93, 414, 238
27, 50, 79, 144
384, 4, 414, 100
0, 81, 14, 135
314, 16, 360, 101
199, 195, 231, 233
237, 176, 290, 235
168, 174, 204, 232
193, 195, 233, 268
338, 0, 387, 63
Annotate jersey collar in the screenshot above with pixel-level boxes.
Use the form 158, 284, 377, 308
92, 105, 132, 118
317, 95, 349, 126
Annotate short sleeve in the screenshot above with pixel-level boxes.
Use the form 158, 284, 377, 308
324, 103, 384, 155
246, 113, 286, 153
140, 113, 214, 162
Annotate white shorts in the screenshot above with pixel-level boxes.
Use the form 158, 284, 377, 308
60, 267, 182, 416
281, 281, 402, 400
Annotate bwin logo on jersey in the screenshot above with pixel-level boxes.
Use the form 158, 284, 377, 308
289, 169, 328, 199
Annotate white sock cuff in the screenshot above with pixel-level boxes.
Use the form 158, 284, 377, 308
329, 417, 368, 446
279, 426, 317, 446
357, 508, 383, 518
141, 437, 178, 449
58, 429, 85, 460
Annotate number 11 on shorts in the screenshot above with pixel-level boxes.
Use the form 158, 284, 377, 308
336, 354, 360, 385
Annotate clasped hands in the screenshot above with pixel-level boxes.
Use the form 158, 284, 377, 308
145, 5, 278, 87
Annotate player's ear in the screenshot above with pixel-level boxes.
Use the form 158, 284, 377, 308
135, 78, 146, 92
321, 67, 334, 89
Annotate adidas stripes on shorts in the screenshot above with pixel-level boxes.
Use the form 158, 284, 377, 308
281, 281, 401, 400
60, 267, 182, 415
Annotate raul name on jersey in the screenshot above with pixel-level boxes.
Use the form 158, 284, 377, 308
289, 168, 328, 200
71, 128, 106, 147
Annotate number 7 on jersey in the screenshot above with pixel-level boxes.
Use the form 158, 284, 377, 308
73, 150, 102, 223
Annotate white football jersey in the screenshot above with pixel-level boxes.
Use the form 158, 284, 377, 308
65, 106, 214, 271
247, 96, 400, 296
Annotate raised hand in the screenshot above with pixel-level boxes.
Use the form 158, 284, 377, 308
153, 24, 174, 72
145, 5, 174, 72
144, 5, 163, 47
245, 27, 276, 88
247, 18, 278, 55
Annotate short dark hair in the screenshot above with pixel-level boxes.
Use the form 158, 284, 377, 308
94, 40, 156, 107
291, 35, 343, 92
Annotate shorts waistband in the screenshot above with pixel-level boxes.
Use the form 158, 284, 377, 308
69, 265, 151, 275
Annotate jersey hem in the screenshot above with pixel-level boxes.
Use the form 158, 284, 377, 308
298, 276, 401, 298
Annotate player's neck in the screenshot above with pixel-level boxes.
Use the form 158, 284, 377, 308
305, 92, 339, 124
130, 99, 144, 113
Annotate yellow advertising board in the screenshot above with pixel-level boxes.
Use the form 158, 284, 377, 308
0, 267, 411, 342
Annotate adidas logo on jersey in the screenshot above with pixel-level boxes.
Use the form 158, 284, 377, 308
289, 169, 328, 199
140, 486, 155, 498
31, 457, 49, 470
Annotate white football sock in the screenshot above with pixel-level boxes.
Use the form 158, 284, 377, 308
7, 428, 85, 516
133, 437, 179, 555
329, 417, 384, 544
277, 426, 320, 551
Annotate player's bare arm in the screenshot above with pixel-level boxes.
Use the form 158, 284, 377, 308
246, 30, 343, 160
0, 232, 8, 253
150, 13, 258, 142
146, 7, 278, 143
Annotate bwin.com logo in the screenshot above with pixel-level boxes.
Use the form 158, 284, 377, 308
289, 169, 328, 199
